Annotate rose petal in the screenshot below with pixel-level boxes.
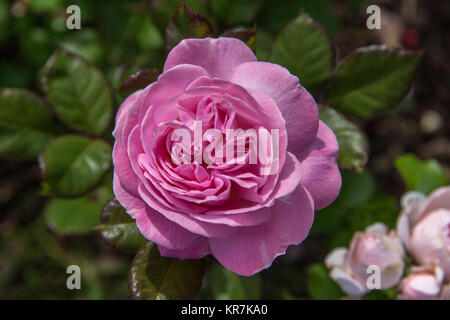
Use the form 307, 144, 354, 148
138, 184, 238, 238
329, 267, 369, 297
230, 61, 319, 151
296, 121, 341, 210
158, 237, 210, 260
113, 173, 199, 249
418, 186, 450, 219
164, 37, 257, 80
209, 184, 314, 276
325, 248, 348, 268
190, 206, 271, 227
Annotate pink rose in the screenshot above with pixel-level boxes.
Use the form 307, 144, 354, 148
326, 223, 405, 296
397, 266, 444, 300
112, 37, 341, 276
396, 187, 450, 280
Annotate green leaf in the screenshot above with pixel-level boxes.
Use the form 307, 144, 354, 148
271, 13, 333, 93
208, 261, 261, 300
117, 69, 160, 98
129, 242, 206, 300
319, 105, 368, 172
210, 0, 263, 26
365, 287, 398, 300
307, 263, 343, 300
339, 170, 376, 208
95, 198, 146, 253
395, 154, 448, 194
44, 183, 113, 235
0, 88, 59, 160
348, 194, 399, 230
222, 27, 256, 51
165, 0, 214, 52
40, 135, 112, 197
149, 0, 209, 34
326, 46, 422, 119
42, 48, 113, 135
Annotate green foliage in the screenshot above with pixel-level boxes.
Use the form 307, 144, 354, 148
319, 105, 368, 172
41, 135, 112, 197
395, 154, 448, 194
42, 49, 113, 135
165, 0, 214, 52
211, 0, 263, 27
271, 13, 333, 93
307, 263, 343, 300
129, 242, 206, 300
44, 181, 113, 235
0, 88, 60, 160
313, 171, 399, 249
326, 46, 422, 119
208, 261, 262, 300
96, 198, 146, 253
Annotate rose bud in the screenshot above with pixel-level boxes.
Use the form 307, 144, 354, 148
398, 266, 444, 300
396, 187, 450, 280
326, 223, 405, 296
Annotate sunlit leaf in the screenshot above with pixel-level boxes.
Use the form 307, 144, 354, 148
42, 48, 113, 135
319, 105, 368, 172
271, 13, 333, 93
40, 135, 112, 197
326, 46, 422, 119
395, 154, 448, 194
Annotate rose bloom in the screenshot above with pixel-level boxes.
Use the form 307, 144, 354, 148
396, 187, 450, 280
112, 37, 341, 276
326, 223, 405, 296
397, 265, 444, 300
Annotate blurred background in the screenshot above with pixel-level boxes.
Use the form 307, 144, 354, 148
0, 0, 448, 299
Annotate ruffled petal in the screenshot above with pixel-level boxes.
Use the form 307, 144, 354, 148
296, 121, 341, 210
113, 173, 199, 249
158, 237, 210, 260
164, 37, 257, 80
209, 184, 314, 276
230, 61, 319, 151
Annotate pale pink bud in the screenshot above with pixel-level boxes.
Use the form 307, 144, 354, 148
398, 266, 444, 300
326, 223, 405, 296
396, 186, 450, 281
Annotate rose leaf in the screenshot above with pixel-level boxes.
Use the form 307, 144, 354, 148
42, 48, 113, 135
395, 154, 448, 194
40, 135, 112, 197
325, 46, 422, 119
95, 198, 147, 253
44, 183, 113, 235
222, 27, 257, 51
129, 241, 206, 300
270, 13, 334, 94
164, 0, 214, 52
319, 105, 369, 173
0, 88, 60, 160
